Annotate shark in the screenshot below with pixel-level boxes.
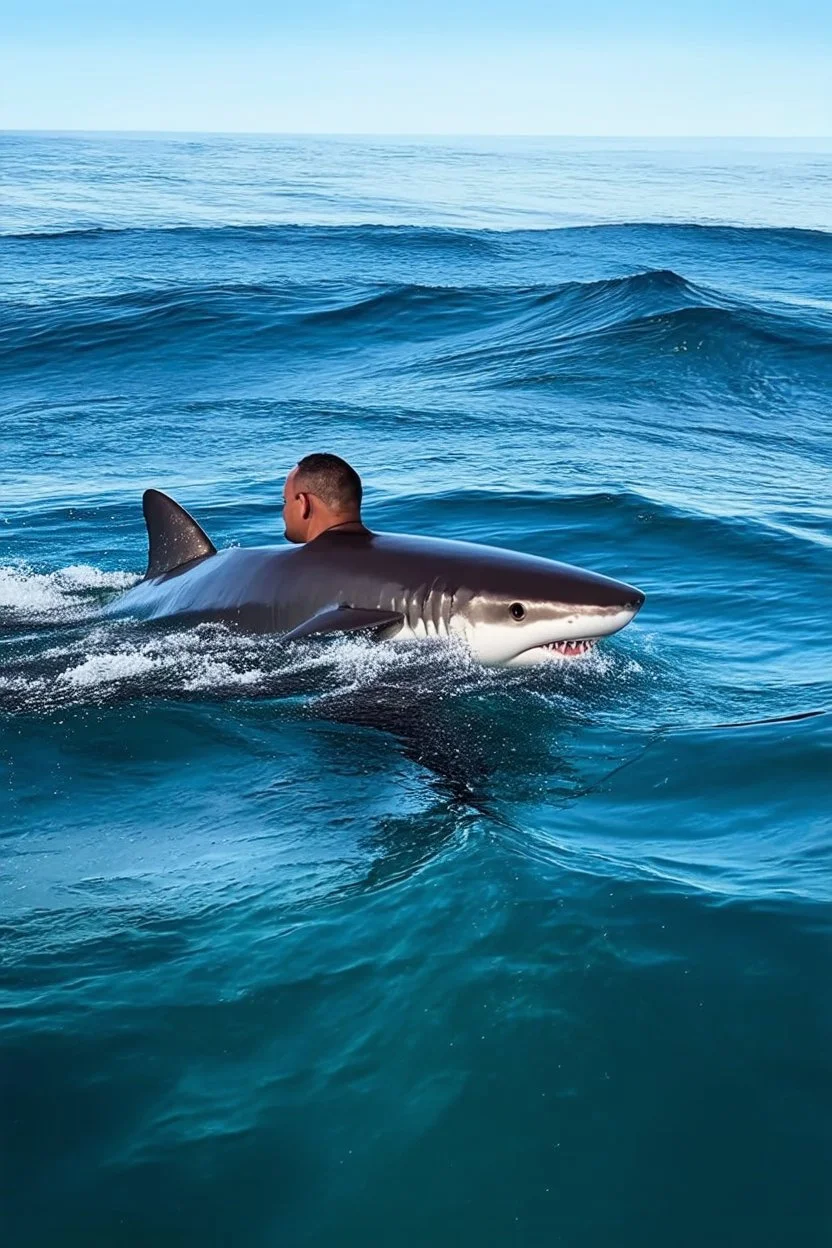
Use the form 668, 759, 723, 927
105, 489, 645, 666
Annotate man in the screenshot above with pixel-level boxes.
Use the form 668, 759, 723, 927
282, 452, 368, 544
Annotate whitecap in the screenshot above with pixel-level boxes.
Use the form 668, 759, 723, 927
0, 562, 140, 622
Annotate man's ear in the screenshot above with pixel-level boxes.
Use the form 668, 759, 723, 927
300, 492, 311, 520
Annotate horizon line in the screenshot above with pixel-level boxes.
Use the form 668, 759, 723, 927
3, 128, 831, 142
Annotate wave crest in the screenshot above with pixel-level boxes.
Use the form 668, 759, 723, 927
8, 265, 821, 372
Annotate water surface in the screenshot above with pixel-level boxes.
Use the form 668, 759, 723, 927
1, 134, 831, 1247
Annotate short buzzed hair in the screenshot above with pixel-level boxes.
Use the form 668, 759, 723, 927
295, 453, 362, 512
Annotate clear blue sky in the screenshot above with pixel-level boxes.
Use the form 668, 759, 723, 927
2, 1, 830, 135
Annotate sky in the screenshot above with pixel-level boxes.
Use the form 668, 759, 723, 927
2, 1, 830, 135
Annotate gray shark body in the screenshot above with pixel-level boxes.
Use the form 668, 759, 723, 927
107, 490, 645, 666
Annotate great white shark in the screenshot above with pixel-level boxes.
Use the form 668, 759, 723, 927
105, 490, 645, 666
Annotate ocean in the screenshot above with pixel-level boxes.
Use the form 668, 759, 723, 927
1, 133, 830, 1246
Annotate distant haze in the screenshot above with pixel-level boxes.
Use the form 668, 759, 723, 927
1, 0, 830, 135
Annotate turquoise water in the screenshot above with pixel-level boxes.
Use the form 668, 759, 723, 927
1, 134, 831, 1246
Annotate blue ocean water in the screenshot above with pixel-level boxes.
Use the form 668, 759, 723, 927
1, 134, 831, 1246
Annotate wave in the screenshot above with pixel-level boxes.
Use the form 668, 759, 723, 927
501, 708, 832, 904
386, 486, 832, 576
3, 220, 831, 247
431, 302, 832, 393
2, 268, 829, 373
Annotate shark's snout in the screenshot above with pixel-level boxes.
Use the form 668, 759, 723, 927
578, 571, 645, 613
466, 570, 646, 667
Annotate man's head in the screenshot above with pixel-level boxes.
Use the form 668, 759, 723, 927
283, 453, 363, 544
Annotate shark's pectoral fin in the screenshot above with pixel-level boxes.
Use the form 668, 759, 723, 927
283, 606, 404, 643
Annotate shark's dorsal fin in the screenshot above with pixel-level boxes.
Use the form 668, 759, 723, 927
142, 489, 217, 580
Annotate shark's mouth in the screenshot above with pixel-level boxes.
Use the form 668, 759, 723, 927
536, 638, 598, 659
506, 637, 599, 666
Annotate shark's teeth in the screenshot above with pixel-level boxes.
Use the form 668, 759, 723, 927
540, 639, 597, 658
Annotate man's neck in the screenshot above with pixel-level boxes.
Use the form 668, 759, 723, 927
307, 514, 366, 541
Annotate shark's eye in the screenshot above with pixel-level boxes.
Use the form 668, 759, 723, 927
509, 602, 526, 621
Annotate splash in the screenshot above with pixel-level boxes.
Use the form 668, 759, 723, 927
0, 562, 139, 622
0, 560, 648, 719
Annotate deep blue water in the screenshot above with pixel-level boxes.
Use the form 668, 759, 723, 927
1, 134, 831, 1246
